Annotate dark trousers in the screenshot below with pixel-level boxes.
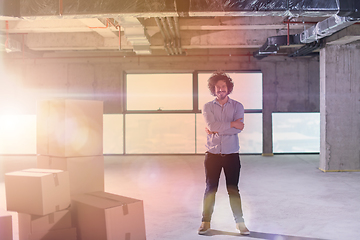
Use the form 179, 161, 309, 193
201, 152, 244, 223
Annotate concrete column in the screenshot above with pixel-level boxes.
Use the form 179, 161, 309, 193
319, 44, 360, 171
261, 62, 277, 155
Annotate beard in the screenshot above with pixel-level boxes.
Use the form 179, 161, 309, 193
216, 91, 228, 100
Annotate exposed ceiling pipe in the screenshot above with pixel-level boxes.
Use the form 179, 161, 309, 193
106, 18, 122, 51
166, 17, 179, 55
5, 20, 9, 49
155, 17, 171, 55
160, 17, 176, 55
289, 40, 324, 57
173, 17, 182, 55
156, 17, 183, 55
1, 21, 21, 53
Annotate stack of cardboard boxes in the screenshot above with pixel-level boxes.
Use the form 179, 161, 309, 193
5, 168, 75, 240
0, 209, 13, 240
4, 99, 146, 240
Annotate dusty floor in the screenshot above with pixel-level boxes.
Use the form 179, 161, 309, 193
1, 154, 360, 240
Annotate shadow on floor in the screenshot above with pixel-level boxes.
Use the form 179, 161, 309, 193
203, 230, 328, 240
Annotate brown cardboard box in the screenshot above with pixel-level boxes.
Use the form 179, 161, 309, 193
37, 155, 104, 196
5, 169, 70, 216
71, 191, 146, 240
18, 210, 73, 240
37, 99, 103, 157
0, 209, 12, 240
28, 228, 77, 240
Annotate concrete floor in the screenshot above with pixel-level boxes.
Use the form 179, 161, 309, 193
1, 154, 360, 240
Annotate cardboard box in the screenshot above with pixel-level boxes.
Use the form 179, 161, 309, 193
37, 99, 103, 157
37, 155, 104, 196
25, 227, 77, 240
0, 209, 12, 240
71, 191, 146, 240
5, 168, 71, 216
18, 210, 73, 240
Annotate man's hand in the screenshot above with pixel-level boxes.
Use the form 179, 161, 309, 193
231, 118, 244, 130
205, 127, 218, 135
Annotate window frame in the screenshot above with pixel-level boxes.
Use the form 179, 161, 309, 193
122, 70, 263, 155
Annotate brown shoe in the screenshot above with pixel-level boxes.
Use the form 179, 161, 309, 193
236, 222, 250, 235
198, 222, 210, 235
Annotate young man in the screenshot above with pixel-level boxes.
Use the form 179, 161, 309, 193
198, 71, 250, 235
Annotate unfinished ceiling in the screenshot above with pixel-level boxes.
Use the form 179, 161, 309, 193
1, 0, 360, 58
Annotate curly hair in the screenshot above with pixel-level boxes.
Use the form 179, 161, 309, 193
207, 71, 234, 96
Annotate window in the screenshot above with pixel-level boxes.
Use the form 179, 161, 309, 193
1, 72, 264, 155
0, 114, 36, 154
272, 113, 320, 153
103, 114, 123, 154
125, 114, 195, 154
126, 73, 193, 111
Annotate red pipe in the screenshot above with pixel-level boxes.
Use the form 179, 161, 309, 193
5, 21, 9, 48
22, 34, 25, 59
287, 22, 290, 46
88, 18, 121, 50
106, 18, 119, 29
59, 0, 63, 16
118, 27, 121, 50
105, 18, 121, 50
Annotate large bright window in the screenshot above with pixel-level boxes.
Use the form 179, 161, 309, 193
0, 114, 124, 155
0, 115, 36, 154
126, 73, 193, 111
125, 114, 195, 154
103, 114, 123, 154
1, 72, 264, 155
273, 113, 320, 153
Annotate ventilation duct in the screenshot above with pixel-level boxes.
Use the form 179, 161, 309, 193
117, 16, 151, 55
189, 0, 339, 17
254, 0, 360, 58
17, 0, 357, 19
300, 15, 359, 43
253, 34, 301, 60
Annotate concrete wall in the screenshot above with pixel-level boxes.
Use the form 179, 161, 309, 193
0, 53, 320, 154
320, 44, 360, 171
